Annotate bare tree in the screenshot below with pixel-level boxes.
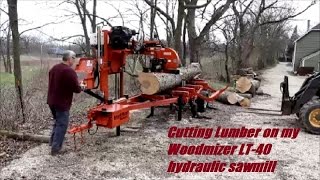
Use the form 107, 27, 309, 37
220, 18, 236, 83
150, 0, 157, 40
7, 0, 25, 122
61, 0, 101, 55
231, 0, 315, 68
144, 0, 186, 65
0, 5, 12, 73
185, 0, 235, 64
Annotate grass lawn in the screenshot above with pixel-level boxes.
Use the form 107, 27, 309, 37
208, 80, 236, 91
0, 66, 45, 86
0, 72, 14, 85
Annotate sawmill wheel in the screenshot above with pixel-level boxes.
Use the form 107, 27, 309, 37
299, 99, 320, 135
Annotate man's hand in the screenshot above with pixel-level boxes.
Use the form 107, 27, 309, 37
80, 81, 86, 91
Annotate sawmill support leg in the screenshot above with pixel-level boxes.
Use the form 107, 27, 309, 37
116, 126, 120, 136
177, 96, 183, 121
147, 107, 155, 118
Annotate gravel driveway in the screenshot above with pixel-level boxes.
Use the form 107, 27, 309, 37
1, 62, 319, 180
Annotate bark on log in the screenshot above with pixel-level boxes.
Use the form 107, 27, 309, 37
178, 63, 201, 80
216, 91, 251, 107
0, 130, 50, 143
138, 63, 201, 95
238, 93, 253, 99
248, 79, 261, 95
138, 73, 182, 95
216, 91, 238, 104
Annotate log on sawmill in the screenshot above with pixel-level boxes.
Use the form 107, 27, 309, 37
216, 91, 251, 107
0, 130, 50, 143
138, 63, 201, 95
236, 76, 261, 95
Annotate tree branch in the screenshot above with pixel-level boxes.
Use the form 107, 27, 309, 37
259, 1, 315, 26
143, 0, 175, 30
0, 7, 8, 16
197, 0, 236, 40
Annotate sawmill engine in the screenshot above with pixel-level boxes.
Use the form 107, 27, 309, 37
109, 26, 138, 49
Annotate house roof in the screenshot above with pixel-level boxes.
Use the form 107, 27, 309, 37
295, 23, 320, 43
311, 23, 320, 30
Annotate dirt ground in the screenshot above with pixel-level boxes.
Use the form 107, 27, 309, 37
1, 62, 319, 180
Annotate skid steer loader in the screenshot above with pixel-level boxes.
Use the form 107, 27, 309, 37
281, 73, 320, 134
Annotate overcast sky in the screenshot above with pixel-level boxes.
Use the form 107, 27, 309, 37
0, 0, 319, 45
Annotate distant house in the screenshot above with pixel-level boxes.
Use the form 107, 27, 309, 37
292, 23, 320, 72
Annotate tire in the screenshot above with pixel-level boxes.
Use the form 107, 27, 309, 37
299, 99, 320, 135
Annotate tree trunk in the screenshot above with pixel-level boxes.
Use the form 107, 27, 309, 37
0, 39, 8, 72
186, 0, 199, 63
6, 26, 12, 73
150, 0, 156, 40
92, 0, 97, 33
182, 13, 187, 66
225, 44, 230, 83
137, 63, 201, 95
173, 0, 185, 59
7, 0, 25, 123
0, 130, 49, 143
165, 0, 171, 47
75, 0, 91, 56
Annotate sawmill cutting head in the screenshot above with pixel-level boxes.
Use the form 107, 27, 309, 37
109, 26, 138, 49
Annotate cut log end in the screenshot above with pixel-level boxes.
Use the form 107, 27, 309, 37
236, 77, 252, 93
239, 98, 251, 107
138, 73, 160, 95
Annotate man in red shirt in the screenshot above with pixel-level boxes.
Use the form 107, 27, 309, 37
47, 50, 82, 155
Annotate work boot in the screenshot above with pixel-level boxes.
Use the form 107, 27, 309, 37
50, 148, 67, 156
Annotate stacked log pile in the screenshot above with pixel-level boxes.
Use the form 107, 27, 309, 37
216, 67, 264, 107
234, 67, 263, 97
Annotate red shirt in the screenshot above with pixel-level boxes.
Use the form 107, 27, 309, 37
47, 63, 81, 111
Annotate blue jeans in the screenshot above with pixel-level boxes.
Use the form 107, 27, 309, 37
49, 107, 69, 152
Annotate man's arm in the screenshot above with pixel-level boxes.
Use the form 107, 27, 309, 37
67, 69, 82, 93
